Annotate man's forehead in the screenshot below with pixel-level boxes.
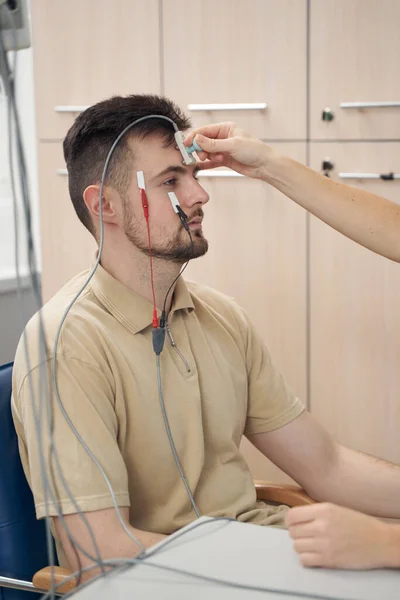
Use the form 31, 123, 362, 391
127, 131, 179, 154
127, 133, 195, 177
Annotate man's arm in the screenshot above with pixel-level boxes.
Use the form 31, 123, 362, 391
285, 503, 400, 569
247, 411, 400, 519
54, 507, 166, 581
185, 123, 400, 263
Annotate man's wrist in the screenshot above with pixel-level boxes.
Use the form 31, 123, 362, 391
382, 523, 400, 568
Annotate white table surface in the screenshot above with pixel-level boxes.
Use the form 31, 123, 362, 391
71, 517, 400, 600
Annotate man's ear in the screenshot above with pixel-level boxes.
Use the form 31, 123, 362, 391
83, 185, 121, 225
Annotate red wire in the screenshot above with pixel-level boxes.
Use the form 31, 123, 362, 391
142, 189, 158, 328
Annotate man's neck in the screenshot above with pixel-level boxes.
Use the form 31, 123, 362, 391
100, 242, 182, 315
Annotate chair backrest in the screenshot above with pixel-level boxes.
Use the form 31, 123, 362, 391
0, 362, 54, 599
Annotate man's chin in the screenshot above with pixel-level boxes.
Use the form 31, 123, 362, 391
132, 231, 208, 262
188, 237, 209, 260
169, 237, 209, 263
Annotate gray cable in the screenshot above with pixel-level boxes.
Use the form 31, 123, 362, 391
49, 114, 181, 557
156, 354, 201, 518
0, 8, 58, 597
0, 4, 105, 586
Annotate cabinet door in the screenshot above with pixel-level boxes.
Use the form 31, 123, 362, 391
38, 143, 96, 301
186, 143, 308, 483
163, 0, 307, 140
32, 0, 161, 140
309, 142, 400, 463
310, 0, 400, 140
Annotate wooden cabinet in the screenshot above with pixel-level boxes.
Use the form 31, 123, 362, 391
310, 0, 400, 140
309, 142, 400, 463
186, 143, 308, 484
37, 142, 96, 300
31, 1, 400, 483
187, 143, 308, 404
31, 0, 161, 140
163, 0, 307, 140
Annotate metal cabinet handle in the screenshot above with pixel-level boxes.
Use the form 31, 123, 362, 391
338, 172, 400, 180
188, 103, 267, 111
54, 106, 89, 113
340, 101, 400, 109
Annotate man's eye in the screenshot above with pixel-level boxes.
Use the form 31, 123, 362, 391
163, 178, 177, 187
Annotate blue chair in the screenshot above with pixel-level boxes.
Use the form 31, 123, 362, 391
0, 362, 54, 598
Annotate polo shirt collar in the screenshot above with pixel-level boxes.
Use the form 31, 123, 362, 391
90, 262, 195, 335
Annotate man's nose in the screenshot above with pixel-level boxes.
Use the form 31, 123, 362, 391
185, 180, 210, 208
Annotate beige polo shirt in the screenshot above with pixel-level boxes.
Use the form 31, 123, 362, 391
12, 263, 304, 539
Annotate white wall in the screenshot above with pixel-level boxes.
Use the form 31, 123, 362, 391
0, 45, 40, 285
0, 39, 41, 362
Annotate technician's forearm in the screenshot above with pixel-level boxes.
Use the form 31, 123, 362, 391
310, 445, 400, 519
260, 152, 400, 263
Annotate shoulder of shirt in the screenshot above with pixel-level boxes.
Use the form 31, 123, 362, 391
185, 279, 249, 327
13, 268, 99, 380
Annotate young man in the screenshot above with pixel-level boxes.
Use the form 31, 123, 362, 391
185, 121, 400, 570
12, 98, 400, 580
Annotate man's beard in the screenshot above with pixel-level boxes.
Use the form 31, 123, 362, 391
123, 206, 209, 263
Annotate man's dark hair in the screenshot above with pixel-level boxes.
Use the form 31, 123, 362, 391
63, 94, 191, 236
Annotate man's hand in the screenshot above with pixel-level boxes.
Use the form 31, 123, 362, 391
285, 503, 400, 570
184, 122, 276, 179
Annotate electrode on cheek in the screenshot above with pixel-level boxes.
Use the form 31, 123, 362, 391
167, 191, 190, 233
167, 191, 180, 214
136, 170, 145, 190
137, 170, 149, 218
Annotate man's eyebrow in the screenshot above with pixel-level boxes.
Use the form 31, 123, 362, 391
151, 164, 200, 181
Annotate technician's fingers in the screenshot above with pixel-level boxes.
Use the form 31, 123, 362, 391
185, 122, 237, 146
196, 157, 225, 170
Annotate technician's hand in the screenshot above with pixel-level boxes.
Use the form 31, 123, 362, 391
285, 502, 397, 570
184, 122, 277, 179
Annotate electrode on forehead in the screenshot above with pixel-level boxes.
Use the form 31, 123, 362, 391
174, 131, 197, 166
136, 170, 145, 190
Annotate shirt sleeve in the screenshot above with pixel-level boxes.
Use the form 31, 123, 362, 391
241, 312, 305, 436
12, 354, 130, 519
